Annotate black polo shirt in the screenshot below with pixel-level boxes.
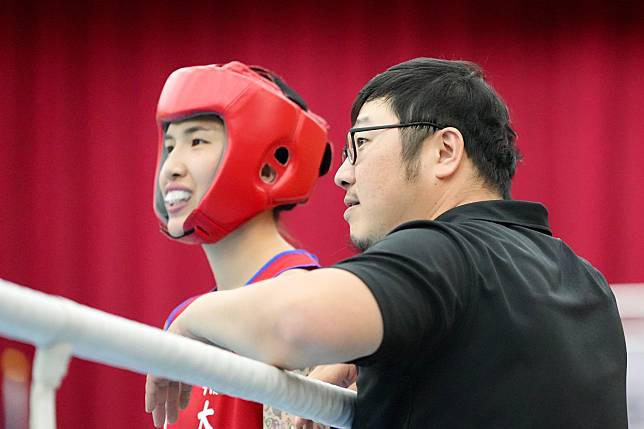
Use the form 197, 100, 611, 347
334, 200, 627, 429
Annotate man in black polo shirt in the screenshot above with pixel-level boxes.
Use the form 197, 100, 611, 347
146, 58, 627, 429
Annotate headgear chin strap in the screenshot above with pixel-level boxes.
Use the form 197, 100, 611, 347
154, 61, 332, 244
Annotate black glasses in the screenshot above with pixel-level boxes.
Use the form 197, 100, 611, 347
342, 121, 443, 165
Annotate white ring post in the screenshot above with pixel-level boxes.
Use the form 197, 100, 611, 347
30, 343, 72, 429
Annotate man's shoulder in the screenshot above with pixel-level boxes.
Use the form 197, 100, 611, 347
381, 218, 490, 251
351, 221, 473, 275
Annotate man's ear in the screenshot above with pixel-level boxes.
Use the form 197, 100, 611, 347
434, 127, 465, 179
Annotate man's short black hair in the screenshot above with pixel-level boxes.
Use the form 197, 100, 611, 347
351, 58, 520, 199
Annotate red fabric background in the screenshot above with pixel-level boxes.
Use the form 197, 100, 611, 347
1, 1, 643, 428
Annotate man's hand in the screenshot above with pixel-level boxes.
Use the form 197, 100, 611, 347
144, 315, 197, 428
293, 364, 358, 429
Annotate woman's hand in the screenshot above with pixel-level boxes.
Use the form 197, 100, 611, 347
144, 316, 196, 427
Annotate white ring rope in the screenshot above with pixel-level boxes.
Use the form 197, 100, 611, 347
0, 279, 355, 429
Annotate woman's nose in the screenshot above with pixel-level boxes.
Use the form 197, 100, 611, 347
160, 151, 187, 180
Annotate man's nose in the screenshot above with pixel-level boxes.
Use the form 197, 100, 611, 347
334, 158, 355, 190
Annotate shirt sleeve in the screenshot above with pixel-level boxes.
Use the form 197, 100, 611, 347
332, 224, 472, 367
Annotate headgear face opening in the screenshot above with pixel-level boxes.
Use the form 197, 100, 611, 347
154, 61, 332, 244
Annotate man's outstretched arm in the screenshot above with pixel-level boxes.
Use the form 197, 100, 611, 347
173, 267, 383, 369
145, 267, 382, 427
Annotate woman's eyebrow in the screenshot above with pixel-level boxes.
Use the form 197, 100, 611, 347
165, 125, 214, 141
182, 125, 212, 135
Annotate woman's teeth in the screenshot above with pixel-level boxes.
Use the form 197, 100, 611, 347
164, 190, 192, 206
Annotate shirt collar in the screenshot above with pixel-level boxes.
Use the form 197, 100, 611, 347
434, 200, 552, 235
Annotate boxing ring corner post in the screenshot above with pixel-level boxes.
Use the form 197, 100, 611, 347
0, 278, 356, 429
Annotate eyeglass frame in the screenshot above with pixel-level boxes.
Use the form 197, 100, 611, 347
342, 121, 444, 165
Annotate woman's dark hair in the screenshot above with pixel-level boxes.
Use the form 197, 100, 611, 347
351, 58, 521, 199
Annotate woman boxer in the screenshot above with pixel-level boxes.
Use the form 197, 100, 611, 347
146, 61, 332, 429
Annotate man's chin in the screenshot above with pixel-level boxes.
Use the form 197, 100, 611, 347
350, 234, 376, 251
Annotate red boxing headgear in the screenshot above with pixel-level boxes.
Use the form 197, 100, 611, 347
154, 61, 332, 244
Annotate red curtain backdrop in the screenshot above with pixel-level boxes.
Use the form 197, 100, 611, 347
1, 1, 643, 428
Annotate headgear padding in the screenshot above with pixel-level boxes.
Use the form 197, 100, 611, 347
154, 61, 332, 244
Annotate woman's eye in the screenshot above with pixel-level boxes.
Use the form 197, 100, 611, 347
165, 145, 174, 153
192, 138, 208, 146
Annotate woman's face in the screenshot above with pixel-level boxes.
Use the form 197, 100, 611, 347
159, 117, 226, 237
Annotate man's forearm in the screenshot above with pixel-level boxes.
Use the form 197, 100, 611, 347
173, 268, 383, 369
175, 281, 305, 368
